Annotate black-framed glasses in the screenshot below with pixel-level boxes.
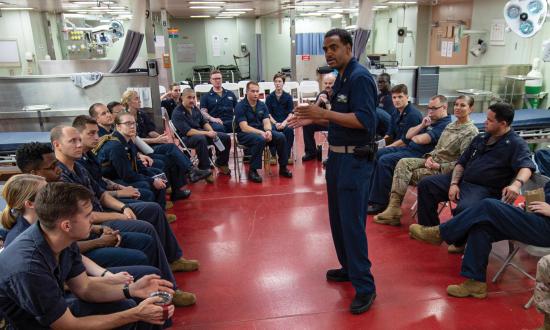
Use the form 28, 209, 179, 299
427, 105, 444, 111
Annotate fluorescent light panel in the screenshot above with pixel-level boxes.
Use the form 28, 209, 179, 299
1, 7, 34, 10
297, 0, 335, 4
72, 1, 116, 4
225, 8, 253, 11
189, 6, 222, 9
189, 1, 225, 4
190, 15, 210, 18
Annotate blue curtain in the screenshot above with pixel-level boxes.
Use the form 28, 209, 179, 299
296, 33, 324, 55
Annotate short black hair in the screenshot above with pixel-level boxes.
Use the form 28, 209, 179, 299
107, 101, 122, 113
488, 102, 514, 126
15, 142, 54, 173
35, 182, 94, 230
324, 28, 353, 47
378, 73, 391, 82
72, 115, 98, 132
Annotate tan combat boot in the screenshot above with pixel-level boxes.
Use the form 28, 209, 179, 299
447, 279, 487, 299
171, 258, 200, 272
409, 224, 443, 245
373, 192, 403, 226
172, 289, 197, 307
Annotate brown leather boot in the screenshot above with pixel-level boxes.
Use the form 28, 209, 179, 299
447, 279, 487, 299
170, 258, 200, 272
409, 224, 443, 245
373, 192, 403, 226
172, 289, 197, 307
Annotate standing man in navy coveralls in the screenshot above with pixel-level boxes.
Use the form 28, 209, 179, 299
291, 28, 378, 314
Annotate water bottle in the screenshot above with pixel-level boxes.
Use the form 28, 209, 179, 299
213, 136, 225, 152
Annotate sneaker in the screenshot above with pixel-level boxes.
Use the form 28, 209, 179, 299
166, 213, 177, 224
350, 293, 376, 314
170, 258, 200, 272
172, 289, 197, 307
409, 224, 443, 245
326, 268, 350, 282
447, 279, 487, 299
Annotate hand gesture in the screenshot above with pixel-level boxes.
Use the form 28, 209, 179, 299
425, 157, 440, 170
104, 271, 134, 285
501, 184, 521, 204
156, 133, 171, 144
98, 230, 120, 247
528, 201, 550, 217
295, 104, 326, 121
153, 178, 167, 190
287, 117, 313, 128
123, 207, 137, 220
448, 184, 460, 203
264, 130, 272, 142
138, 154, 154, 167
422, 116, 432, 128
130, 274, 174, 300
134, 296, 175, 325
210, 117, 223, 124
118, 186, 141, 199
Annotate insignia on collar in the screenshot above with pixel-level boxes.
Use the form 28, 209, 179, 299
505, 139, 510, 144
228, 96, 233, 100
337, 94, 348, 103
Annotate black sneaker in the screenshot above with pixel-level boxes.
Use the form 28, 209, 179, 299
350, 293, 376, 314
326, 268, 350, 282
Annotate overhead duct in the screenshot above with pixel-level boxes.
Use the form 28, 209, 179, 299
109, 0, 145, 73
352, 0, 374, 62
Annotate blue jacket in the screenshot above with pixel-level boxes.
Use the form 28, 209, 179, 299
199, 87, 238, 124
266, 91, 293, 123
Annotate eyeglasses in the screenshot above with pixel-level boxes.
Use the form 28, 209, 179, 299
427, 105, 444, 111
119, 121, 136, 127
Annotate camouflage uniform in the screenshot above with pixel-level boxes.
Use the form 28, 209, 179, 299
391, 120, 479, 197
535, 254, 550, 314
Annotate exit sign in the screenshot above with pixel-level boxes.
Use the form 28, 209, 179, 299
301, 54, 311, 61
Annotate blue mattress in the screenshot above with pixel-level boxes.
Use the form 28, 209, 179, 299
455, 109, 550, 131
0, 132, 51, 153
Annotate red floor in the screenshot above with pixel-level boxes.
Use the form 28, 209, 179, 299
167, 153, 544, 329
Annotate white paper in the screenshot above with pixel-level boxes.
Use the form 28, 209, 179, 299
154, 36, 165, 48
377, 138, 386, 149
445, 41, 453, 57
176, 43, 196, 62
490, 19, 505, 46
441, 41, 447, 57
212, 35, 221, 57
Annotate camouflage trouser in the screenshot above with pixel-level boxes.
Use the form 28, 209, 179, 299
391, 158, 443, 197
535, 255, 550, 314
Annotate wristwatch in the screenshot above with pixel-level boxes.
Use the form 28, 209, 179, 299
123, 283, 132, 299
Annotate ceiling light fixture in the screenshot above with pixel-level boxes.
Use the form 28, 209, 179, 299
1, 7, 34, 10
331, 14, 343, 18
226, 8, 253, 11
72, 1, 116, 4
386, 1, 416, 4
189, 1, 226, 4
297, 0, 336, 4
189, 6, 222, 9
215, 16, 234, 18
220, 11, 245, 14
190, 15, 210, 18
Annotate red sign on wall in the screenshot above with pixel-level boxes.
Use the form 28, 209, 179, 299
301, 54, 311, 61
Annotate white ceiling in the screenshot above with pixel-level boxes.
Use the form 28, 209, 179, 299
0, 0, 466, 19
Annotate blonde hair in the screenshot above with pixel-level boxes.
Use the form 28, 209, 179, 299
121, 90, 139, 109
1, 174, 46, 230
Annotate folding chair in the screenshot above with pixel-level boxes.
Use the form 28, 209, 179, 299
258, 81, 275, 102
232, 117, 272, 182
222, 82, 239, 98
283, 81, 300, 104
299, 81, 320, 103
168, 119, 215, 168
194, 83, 213, 104
490, 173, 550, 309
237, 80, 249, 100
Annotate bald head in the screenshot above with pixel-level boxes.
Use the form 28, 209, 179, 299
322, 74, 336, 94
